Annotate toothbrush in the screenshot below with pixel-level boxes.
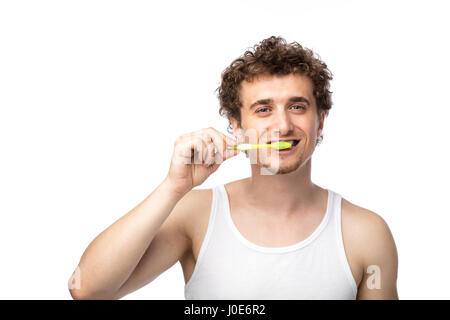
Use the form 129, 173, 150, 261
226, 141, 292, 151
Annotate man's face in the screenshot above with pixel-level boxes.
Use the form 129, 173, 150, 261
231, 73, 325, 174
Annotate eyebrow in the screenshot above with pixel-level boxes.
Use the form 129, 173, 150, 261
249, 96, 311, 110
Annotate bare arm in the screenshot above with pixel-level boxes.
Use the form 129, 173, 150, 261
68, 127, 238, 299
356, 211, 399, 300
68, 178, 189, 300
111, 188, 211, 299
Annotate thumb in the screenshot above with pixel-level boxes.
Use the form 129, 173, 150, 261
208, 162, 220, 173
224, 148, 240, 160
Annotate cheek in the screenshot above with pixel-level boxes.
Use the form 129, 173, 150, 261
239, 113, 254, 129
301, 119, 318, 134
241, 119, 268, 135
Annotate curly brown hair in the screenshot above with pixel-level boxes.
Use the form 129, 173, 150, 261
216, 36, 333, 134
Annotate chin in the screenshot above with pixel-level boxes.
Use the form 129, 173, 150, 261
260, 159, 302, 175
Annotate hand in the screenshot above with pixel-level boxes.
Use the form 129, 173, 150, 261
165, 127, 239, 195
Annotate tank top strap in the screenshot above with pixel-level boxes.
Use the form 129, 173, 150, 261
329, 189, 359, 296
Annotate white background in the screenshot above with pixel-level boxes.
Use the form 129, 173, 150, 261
1, 0, 449, 299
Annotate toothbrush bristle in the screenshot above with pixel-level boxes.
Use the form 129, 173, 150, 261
273, 141, 292, 149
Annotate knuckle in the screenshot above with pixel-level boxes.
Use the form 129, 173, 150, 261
202, 135, 212, 144
203, 127, 214, 136
174, 135, 183, 145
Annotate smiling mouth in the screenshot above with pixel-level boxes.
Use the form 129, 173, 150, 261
268, 139, 300, 149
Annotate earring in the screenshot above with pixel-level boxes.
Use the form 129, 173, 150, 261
316, 133, 323, 146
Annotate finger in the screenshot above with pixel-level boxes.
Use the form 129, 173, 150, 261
224, 148, 240, 160
175, 136, 195, 164
209, 134, 239, 160
194, 133, 215, 166
176, 134, 213, 165
199, 137, 210, 165
204, 128, 238, 160
192, 130, 222, 161
204, 141, 216, 167
190, 136, 208, 165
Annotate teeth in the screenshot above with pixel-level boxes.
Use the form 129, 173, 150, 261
271, 140, 295, 145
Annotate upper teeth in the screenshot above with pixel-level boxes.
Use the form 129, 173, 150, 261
272, 140, 294, 144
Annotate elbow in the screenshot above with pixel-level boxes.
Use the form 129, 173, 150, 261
67, 266, 119, 300
69, 288, 118, 300
69, 288, 87, 300
68, 267, 89, 300
68, 282, 120, 300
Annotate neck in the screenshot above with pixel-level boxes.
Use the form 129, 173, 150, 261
243, 158, 321, 215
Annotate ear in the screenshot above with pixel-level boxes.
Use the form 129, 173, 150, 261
230, 117, 241, 137
230, 117, 249, 157
318, 110, 325, 135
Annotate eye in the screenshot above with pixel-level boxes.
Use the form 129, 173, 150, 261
291, 105, 306, 110
256, 107, 270, 113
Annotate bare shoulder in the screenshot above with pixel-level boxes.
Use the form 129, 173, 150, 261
341, 197, 399, 299
341, 197, 391, 231
341, 197, 396, 249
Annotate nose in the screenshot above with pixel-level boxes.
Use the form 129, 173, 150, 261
271, 109, 294, 136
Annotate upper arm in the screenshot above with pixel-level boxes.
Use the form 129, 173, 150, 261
112, 189, 210, 299
355, 210, 399, 300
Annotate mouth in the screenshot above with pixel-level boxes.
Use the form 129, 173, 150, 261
268, 139, 301, 152
268, 139, 300, 150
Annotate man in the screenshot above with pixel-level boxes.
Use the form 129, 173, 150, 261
69, 36, 398, 300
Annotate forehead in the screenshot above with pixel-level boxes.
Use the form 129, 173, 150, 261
240, 73, 315, 107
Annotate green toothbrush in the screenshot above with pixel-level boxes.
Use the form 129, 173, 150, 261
226, 141, 292, 151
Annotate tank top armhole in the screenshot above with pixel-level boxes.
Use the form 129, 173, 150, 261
335, 193, 359, 298
184, 186, 218, 291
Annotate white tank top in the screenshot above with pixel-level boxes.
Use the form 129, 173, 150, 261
184, 184, 358, 299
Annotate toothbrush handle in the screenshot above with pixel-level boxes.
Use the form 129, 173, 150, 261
227, 146, 244, 150
226, 144, 270, 150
